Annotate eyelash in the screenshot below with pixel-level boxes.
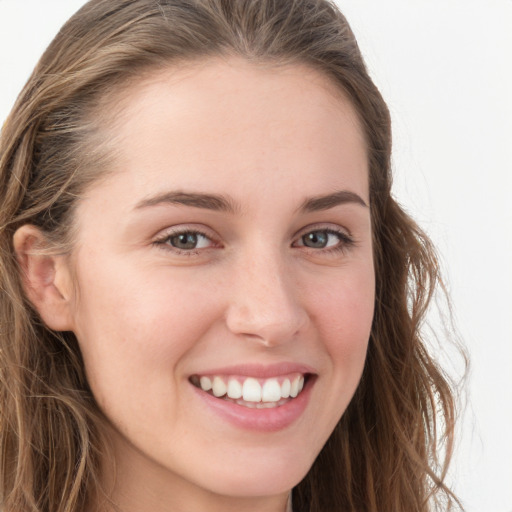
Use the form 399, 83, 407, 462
153, 227, 218, 256
152, 226, 355, 256
293, 227, 355, 255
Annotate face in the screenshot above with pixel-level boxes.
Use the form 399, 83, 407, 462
66, 60, 374, 509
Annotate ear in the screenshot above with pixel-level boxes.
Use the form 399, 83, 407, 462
13, 225, 75, 331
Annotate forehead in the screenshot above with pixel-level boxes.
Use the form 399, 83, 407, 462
108, 58, 365, 148
84, 58, 369, 213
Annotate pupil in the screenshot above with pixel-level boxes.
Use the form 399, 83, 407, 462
304, 231, 327, 248
172, 233, 198, 249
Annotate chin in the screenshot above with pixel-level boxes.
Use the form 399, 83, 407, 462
194, 447, 313, 498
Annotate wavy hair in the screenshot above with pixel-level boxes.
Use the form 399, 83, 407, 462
0, 1, 464, 510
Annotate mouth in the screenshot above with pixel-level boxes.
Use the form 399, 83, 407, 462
189, 373, 309, 409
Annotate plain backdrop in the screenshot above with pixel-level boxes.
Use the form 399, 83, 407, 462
1, 1, 511, 511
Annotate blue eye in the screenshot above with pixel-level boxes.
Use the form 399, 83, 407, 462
302, 231, 330, 248
156, 230, 214, 252
296, 228, 352, 251
169, 232, 203, 250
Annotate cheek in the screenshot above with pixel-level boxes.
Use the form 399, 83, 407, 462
311, 261, 375, 347
70, 259, 222, 407
74, 254, 216, 341
306, 260, 374, 399
292, 261, 374, 450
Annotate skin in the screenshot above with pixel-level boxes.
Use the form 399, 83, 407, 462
15, 59, 375, 512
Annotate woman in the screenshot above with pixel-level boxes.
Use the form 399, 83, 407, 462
0, 1, 462, 511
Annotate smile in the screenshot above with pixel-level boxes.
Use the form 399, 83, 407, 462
190, 373, 306, 408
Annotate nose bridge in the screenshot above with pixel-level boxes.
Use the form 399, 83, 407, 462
225, 245, 308, 345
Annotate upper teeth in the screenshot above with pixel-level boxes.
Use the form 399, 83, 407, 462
196, 374, 305, 402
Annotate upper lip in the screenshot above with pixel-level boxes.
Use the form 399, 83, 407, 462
190, 362, 316, 379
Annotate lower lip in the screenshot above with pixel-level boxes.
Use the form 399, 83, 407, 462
190, 377, 314, 432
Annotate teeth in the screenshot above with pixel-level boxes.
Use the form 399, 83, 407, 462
196, 373, 307, 403
212, 376, 227, 397
242, 378, 262, 402
281, 378, 291, 398
235, 398, 284, 408
290, 375, 304, 398
199, 376, 212, 391
227, 378, 243, 399
262, 379, 281, 402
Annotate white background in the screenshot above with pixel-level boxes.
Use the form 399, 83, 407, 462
0, 1, 511, 511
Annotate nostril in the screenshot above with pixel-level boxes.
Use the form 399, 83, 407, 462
225, 303, 309, 347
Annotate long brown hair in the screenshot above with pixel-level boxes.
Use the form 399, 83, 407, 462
0, 1, 464, 510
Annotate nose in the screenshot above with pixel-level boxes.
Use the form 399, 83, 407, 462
225, 250, 309, 347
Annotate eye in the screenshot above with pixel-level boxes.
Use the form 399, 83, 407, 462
301, 230, 334, 249
154, 228, 217, 253
294, 228, 353, 251
168, 231, 211, 250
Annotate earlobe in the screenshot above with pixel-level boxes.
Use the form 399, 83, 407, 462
13, 225, 75, 332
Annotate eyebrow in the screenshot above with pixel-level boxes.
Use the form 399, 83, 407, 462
134, 189, 367, 213
134, 191, 239, 213
299, 190, 368, 212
